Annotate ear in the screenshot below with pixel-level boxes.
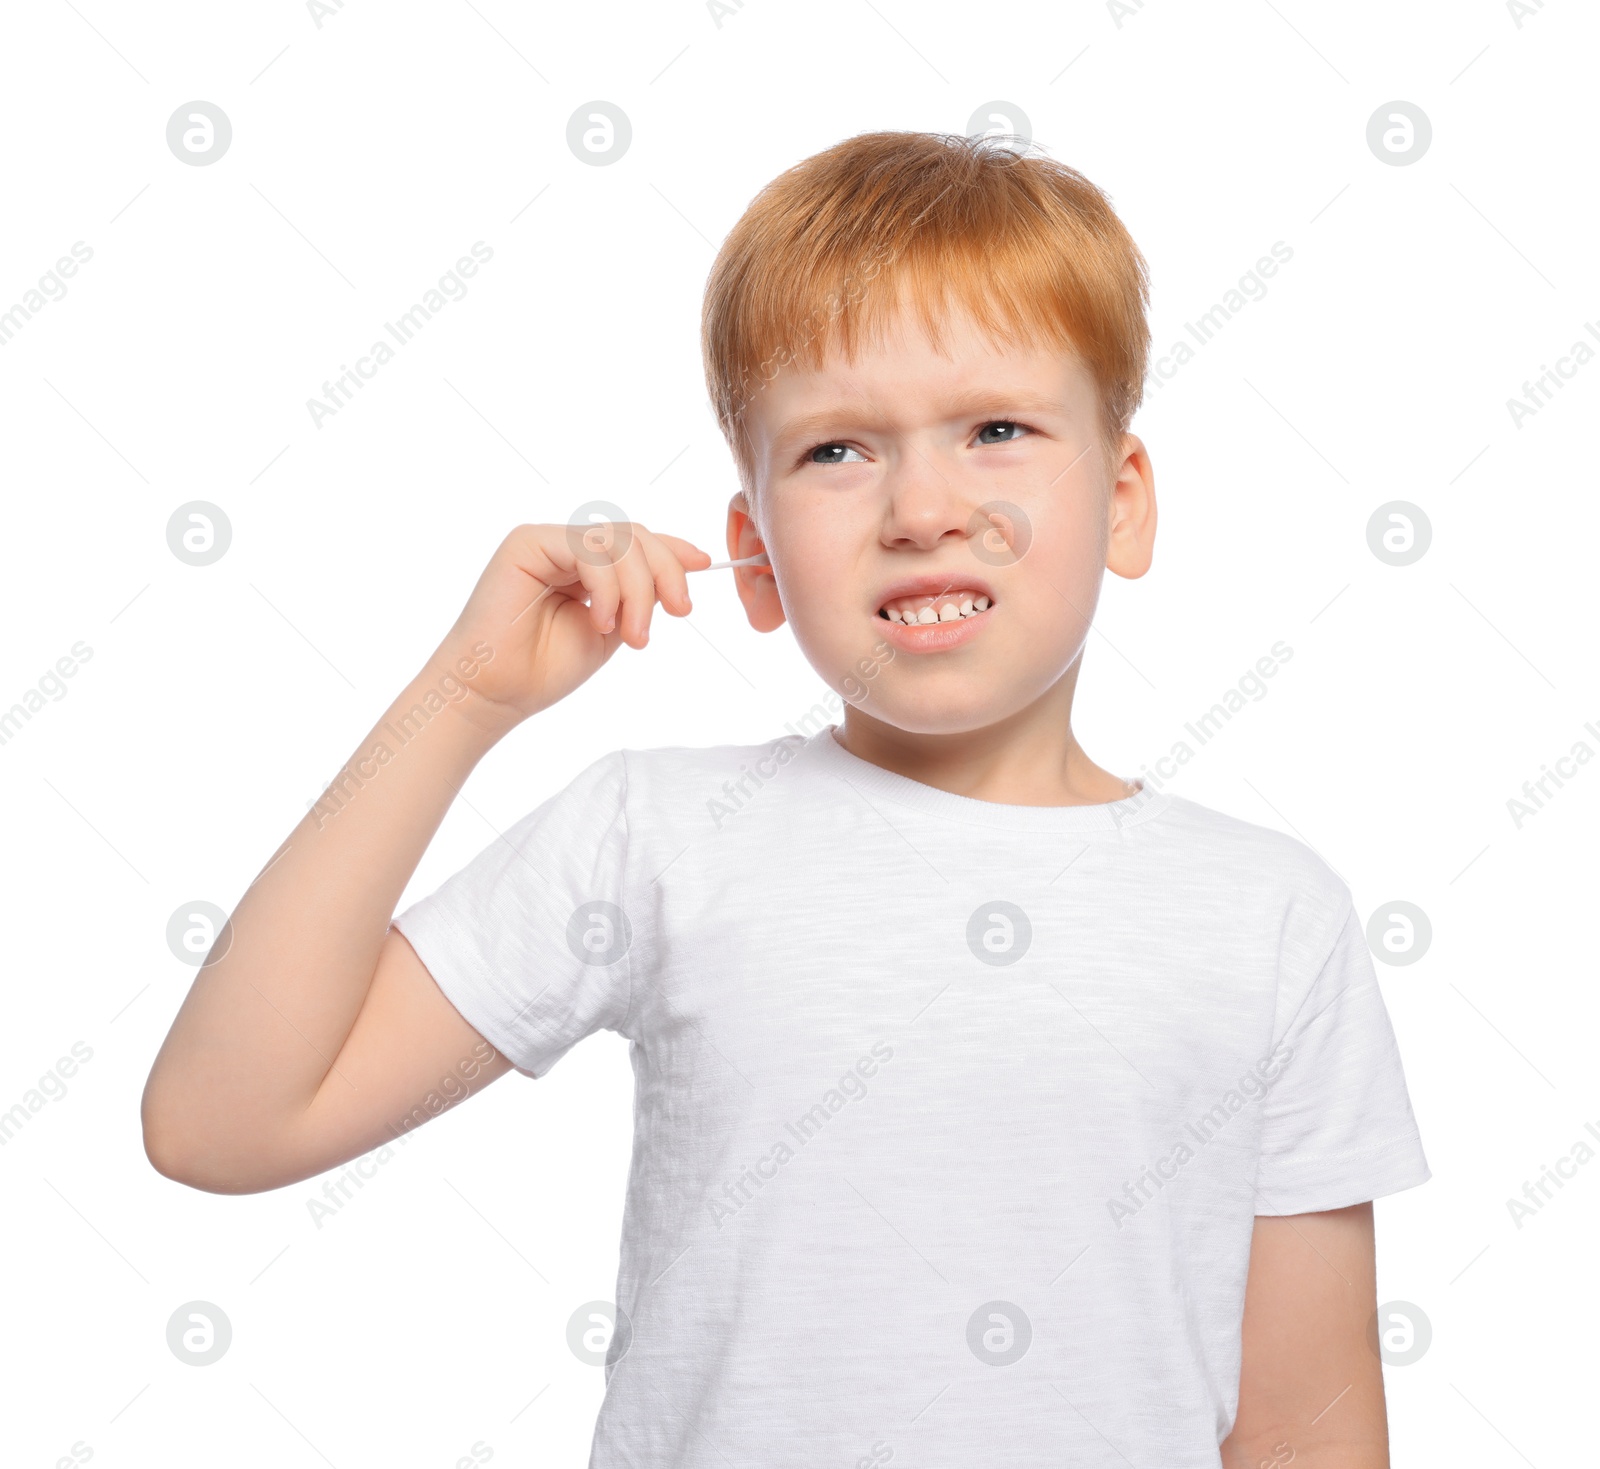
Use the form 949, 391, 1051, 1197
726, 493, 785, 632
1105, 433, 1157, 580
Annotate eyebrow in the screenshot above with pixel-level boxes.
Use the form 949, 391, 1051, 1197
767, 389, 1071, 456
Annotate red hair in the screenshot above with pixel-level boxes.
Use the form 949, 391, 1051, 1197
701, 130, 1151, 493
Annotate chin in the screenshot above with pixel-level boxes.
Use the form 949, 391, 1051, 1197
847, 654, 1080, 737
852, 688, 1027, 738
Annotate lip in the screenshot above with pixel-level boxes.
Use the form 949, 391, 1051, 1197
870, 570, 997, 654
871, 570, 996, 611
877, 603, 993, 652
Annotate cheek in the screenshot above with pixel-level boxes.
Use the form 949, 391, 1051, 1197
1012, 500, 1108, 628
770, 511, 866, 611
785, 560, 856, 639
1023, 497, 1101, 573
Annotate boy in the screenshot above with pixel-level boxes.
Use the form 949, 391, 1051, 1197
143, 131, 1429, 1466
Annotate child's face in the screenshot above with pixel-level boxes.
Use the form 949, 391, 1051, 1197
727, 294, 1156, 735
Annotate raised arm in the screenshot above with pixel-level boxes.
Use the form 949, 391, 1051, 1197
140, 522, 708, 1193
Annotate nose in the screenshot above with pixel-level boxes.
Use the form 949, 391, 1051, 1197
880, 442, 980, 554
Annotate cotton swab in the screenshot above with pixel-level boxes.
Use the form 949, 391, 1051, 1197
694, 552, 771, 571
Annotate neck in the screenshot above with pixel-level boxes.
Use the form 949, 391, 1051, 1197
837, 669, 1135, 809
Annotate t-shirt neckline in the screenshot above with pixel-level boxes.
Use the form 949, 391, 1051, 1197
804, 724, 1172, 835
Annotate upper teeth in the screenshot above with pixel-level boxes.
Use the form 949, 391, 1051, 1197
881, 594, 991, 624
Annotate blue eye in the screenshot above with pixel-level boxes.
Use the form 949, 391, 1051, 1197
976, 421, 1029, 445
809, 443, 867, 465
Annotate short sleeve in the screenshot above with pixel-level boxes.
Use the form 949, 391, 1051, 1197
1252, 897, 1431, 1215
391, 749, 634, 1080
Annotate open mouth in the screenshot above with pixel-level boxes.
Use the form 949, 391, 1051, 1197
877, 589, 994, 625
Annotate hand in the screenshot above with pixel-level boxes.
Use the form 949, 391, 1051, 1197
429, 520, 712, 736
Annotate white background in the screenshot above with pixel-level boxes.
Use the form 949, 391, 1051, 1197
2, 0, 1595, 1464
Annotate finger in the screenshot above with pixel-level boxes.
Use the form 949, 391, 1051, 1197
608, 526, 661, 648
490, 526, 581, 634
492, 524, 624, 646
536, 523, 623, 635
500, 523, 601, 613
583, 557, 623, 635
653, 533, 714, 570
633, 528, 695, 618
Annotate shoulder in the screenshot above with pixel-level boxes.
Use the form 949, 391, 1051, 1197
612, 733, 807, 814
1147, 789, 1355, 951
530, 733, 808, 834
1150, 791, 1344, 887
536, 735, 800, 795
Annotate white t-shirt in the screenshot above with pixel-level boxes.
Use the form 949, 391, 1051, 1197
394, 723, 1429, 1466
